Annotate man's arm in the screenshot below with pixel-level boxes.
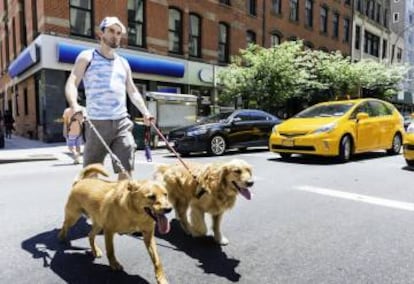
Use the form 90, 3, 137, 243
125, 63, 154, 124
65, 52, 90, 111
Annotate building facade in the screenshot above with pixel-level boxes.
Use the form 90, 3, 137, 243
1, 0, 353, 142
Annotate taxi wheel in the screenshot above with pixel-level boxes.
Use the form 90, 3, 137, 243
279, 153, 292, 160
386, 133, 402, 155
406, 159, 414, 167
208, 135, 226, 156
338, 135, 352, 162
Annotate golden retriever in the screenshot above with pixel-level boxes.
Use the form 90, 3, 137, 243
59, 163, 172, 284
155, 159, 253, 245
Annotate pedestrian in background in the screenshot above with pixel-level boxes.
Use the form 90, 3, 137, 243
62, 107, 85, 164
4, 110, 15, 139
64, 16, 154, 180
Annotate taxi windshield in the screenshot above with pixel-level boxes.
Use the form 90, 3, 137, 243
295, 103, 355, 118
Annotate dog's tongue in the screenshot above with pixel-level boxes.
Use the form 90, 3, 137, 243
156, 215, 170, 234
239, 187, 252, 200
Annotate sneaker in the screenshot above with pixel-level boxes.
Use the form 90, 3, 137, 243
73, 155, 80, 164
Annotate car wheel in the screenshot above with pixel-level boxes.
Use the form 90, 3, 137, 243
387, 133, 402, 155
178, 151, 190, 157
208, 135, 226, 156
338, 135, 352, 162
406, 159, 414, 167
279, 153, 292, 159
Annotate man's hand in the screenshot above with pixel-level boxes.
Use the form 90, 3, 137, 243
71, 103, 83, 114
143, 114, 155, 126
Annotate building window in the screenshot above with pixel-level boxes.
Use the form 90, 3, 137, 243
271, 33, 281, 46
32, 0, 38, 39
305, 0, 313, 27
128, 0, 145, 47
343, 18, 350, 42
320, 6, 328, 34
393, 13, 400, 23
272, 0, 281, 14
397, 48, 402, 62
384, 9, 389, 28
246, 30, 256, 46
19, 0, 27, 49
382, 39, 387, 59
189, 13, 201, 57
376, 4, 381, 23
355, 25, 361, 49
24, 88, 28, 115
333, 13, 339, 38
289, 0, 299, 21
168, 7, 182, 54
357, 0, 362, 13
218, 22, 229, 63
70, 0, 93, 37
219, 0, 230, 5
364, 31, 379, 57
366, 0, 374, 19
247, 0, 256, 16
12, 18, 17, 58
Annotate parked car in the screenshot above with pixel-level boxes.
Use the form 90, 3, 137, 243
269, 98, 405, 162
403, 115, 412, 130
167, 109, 282, 156
403, 117, 414, 166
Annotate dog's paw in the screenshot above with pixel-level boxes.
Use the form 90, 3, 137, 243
92, 247, 102, 258
215, 236, 229, 246
156, 275, 168, 284
110, 261, 124, 271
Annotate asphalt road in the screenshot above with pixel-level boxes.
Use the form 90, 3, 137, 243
1, 148, 414, 283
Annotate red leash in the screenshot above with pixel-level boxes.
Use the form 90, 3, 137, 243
149, 121, 207, 199
149, 121, 197, 180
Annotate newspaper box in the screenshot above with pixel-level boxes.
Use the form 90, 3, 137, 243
146, 92, 198, 146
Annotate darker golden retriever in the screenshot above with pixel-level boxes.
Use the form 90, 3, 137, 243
59, 163, 172, 284
155, 159, 253, 245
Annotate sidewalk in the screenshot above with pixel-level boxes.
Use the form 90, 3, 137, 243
0, 135, 67, 163
0, 135, 168, 164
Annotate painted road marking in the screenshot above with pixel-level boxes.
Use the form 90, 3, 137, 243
294, 185, 414, 212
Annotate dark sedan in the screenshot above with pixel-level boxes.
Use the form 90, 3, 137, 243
167, 109, 282, 156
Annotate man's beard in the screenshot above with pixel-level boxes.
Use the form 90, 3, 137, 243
103, 37, 120, 49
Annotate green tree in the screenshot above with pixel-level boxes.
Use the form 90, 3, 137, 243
218, 41, 409, 114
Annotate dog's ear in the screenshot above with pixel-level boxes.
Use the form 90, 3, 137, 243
127, 181, 142, 192
219, 165, 229, 186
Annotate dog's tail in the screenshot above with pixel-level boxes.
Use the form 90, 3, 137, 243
73, 163, 109, 185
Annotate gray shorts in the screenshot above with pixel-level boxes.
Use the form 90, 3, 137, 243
83, 117, 136, 173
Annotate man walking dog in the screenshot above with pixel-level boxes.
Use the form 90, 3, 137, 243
65, 16, 154, 180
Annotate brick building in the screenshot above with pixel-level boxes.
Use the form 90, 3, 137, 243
0, 0, 353, 142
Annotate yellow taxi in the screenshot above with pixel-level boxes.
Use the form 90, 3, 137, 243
269, 98, 404, 162
403, 116, 414, 166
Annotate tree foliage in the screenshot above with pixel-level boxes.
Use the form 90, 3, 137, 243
218, 41, 409, 114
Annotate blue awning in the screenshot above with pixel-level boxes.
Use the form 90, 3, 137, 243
8, 45, 40, 77
57, 42, 185, 78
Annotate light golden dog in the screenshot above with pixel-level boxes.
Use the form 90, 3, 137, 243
155, 159, 253, 245
59, 163, 172, 284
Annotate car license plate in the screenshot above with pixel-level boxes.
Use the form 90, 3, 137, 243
282, 138, 294, 147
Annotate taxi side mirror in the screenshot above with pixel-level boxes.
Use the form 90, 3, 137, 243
356, 112, 369, 121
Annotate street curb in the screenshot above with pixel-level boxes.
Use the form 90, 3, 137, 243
0, 154, 58, 164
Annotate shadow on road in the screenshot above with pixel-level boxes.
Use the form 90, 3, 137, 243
268, 151, 392, 165
161, 147, 269, 159
21, 217, 150, 284
152, 219, 241, 282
